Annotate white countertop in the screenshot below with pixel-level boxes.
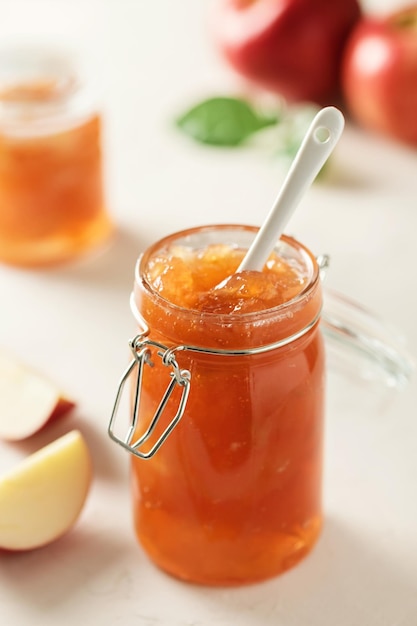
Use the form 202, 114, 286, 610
1, 1, 416, 624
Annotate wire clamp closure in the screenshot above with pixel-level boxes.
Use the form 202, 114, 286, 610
108, 333, 191, 459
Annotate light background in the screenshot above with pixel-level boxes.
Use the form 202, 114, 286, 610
0, 2, 416, 625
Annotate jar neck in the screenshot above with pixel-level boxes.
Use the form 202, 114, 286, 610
133, 226, 323, 351
0, 45, 96, 135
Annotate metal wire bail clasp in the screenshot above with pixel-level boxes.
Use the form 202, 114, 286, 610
108, 334, 191, 459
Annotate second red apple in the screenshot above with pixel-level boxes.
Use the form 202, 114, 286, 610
342, 5, 417, 145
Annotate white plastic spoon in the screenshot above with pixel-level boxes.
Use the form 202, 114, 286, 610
234, 106, 345, 274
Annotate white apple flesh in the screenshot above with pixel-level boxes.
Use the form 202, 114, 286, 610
0, 430, 92, 551
0, 351, 75, 441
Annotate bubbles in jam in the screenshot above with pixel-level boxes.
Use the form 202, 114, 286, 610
145, 243, 309, 314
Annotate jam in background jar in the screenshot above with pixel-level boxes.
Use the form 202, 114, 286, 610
0, 45, 113, 267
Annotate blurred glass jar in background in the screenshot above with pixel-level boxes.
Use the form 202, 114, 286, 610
0, 45, 113, 267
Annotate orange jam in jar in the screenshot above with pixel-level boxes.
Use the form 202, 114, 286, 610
0, 47, 112, 267
127, 225, 325, 585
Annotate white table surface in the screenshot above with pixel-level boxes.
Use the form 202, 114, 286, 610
1, 1, 416, 625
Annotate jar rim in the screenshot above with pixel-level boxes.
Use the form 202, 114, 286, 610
135, 224, 321, 325
0, 45, 79, 101
0, 44, 95, 135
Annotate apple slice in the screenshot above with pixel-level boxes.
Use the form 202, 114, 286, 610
0, 430, 92, 551
0, 351, 75, 441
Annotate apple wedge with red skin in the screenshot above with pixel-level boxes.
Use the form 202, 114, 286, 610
0, 430, 92, 551
342, 5, 417, 145
211, 0, 362, 103
0, 351, 75, 441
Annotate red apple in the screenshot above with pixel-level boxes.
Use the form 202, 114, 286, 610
211, 0, 362, 104
0, 351, 75, 441
342, 5, 417, 145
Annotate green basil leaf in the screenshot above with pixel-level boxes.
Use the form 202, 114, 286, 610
176, 97, 278, 146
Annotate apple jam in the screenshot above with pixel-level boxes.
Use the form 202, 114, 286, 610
0, 47, 112, 267
130, 225, 325, 585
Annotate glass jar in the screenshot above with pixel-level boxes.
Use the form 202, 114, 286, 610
109, 224, 414, 586
110, 225, 326, 585
0, 45, 112, 267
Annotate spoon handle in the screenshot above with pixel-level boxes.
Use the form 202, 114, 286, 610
237, 106, 345, 272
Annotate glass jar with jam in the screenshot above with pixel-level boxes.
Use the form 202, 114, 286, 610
108, 224, 413, 586
0, 45, 112, 267
111, 225, 324, 585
